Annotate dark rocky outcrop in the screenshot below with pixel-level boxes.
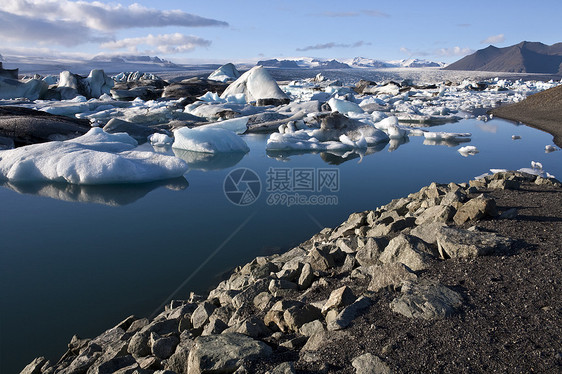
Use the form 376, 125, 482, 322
0, 106, 91, 146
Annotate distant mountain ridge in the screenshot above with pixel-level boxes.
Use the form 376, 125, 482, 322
91, 55, 178, 66
445, 41, 562, 74
256, 57, 445, 69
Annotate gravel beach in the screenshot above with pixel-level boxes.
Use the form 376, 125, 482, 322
491, 84, 562, 147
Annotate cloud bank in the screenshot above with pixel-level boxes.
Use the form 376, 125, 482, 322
297, 41, 371, 52
1, 0, 227, 53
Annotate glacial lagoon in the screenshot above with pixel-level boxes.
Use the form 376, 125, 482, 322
1, 114, 561, 373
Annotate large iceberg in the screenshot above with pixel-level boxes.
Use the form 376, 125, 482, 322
220, 66, 289, 105
208, 63, 241, 83
0, 128, 188, 184
172, 127, 250, 153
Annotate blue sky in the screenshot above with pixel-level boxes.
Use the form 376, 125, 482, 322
1, 0, 561, 63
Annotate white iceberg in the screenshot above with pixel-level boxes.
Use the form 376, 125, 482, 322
172, 127, 250, 153
458, 145, 479, 157
0, 128, 188, 184
208, 63, 241, 83
149, 133, 173, 146
327, 98, 364, 115
220, 66, 289, 104
202, 117, 249, 134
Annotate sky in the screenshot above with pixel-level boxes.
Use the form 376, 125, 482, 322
1, 0, 561, 64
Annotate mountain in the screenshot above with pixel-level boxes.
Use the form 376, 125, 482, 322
398, 58, 445, 68
91, 55, 178, 66
257, 59, 300, 68
445, 41, 562, 74
313, 59, 351, 69
347, 57, 393, 68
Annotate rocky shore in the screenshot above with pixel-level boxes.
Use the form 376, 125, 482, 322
20, 170, 562, 374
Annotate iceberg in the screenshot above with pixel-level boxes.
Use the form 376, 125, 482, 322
201, 117, 249, 134
208, 63, 241, 83
172, 127, 250, 153
327, 98, 364, 115
458, 145, 479, 157
220, 66, 289, 105
0, 128, 188, 184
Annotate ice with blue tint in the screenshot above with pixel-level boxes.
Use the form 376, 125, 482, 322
0, 128, 188, 184
172, 127, 250, 153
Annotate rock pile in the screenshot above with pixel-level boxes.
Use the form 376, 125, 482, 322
21, 171, 561, 374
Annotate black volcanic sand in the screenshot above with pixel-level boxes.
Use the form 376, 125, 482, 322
249, 181, 562, 373
491, 84, 562, 148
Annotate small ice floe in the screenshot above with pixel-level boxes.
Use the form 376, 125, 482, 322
545, 145, 557, 153
423, 131, 472, 141
531, 161, 543, 170
0, 128, 188, 184
512, 135, 521, 140
172, 127, 249, 154
327, 97, 364, 115
458, 145, 479, 157
148, 133, 173, 147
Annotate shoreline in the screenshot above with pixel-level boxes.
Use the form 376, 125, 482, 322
490, 84, 562, 148
21, 171, 562, 374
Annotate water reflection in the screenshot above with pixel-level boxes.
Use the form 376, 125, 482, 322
1, 177, 189, 206
266, 142, 388, 164
423, 137, 471, 147
172, 149, 247, 170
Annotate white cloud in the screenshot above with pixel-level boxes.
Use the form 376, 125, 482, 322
297, 41, 371, 52
101, 33, 212, 54
0, 10, 110, 46
435, 46, 474, 57
3, 0, 228, 31
481, 34, 505, 44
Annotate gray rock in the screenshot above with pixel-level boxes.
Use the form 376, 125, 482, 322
191, 302, 217, 330
409, 222, 446, 245
164, 331, 194, 374
322, 286, 356, 314
378, 234, 436, 271
308, 247, 335, 272
352, 353, 392, 374
297, 262, 315, 290
87, 355, 137, 374
355, 237, 387, 267
187, 333, 272, 374
269, 279, 298, 296
368, 263, 418, 292
326, 296, 372, 331
253, 292, 274, 311
231, 278, 270, 309
59, 344, 103, 374
284, 304, 323, 332
202, 318, 228, 336
329, 211, 367, 239
415, 205, 455, 225
151, 334, 180, 359
436, 226, 513, 258
267, 362, 296, 374
488, 178, 520, 190
20, 356, 49, 374
453, 194, 498, 225
224, 317, 271, 339
299, 320, 325, 337
390, 280, 463, 319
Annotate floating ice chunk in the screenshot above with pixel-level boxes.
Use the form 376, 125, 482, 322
220, 66, 288, 104
208, 63, 241, 83
149, 133, 173, 146
458, 145, 479, 157
224, 93, 246, 104
374, 116, 399, 130
327, 98, 364, 115
202, 117, 249, 134
172, 127, 249, 153
545, 145, 557, 153
512, 135, 521, 140
386, 125, 408, 139
0, 128, 188, 184
531, 161, 543, 170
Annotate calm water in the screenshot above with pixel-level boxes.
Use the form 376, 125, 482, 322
1, 117, 561, 373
